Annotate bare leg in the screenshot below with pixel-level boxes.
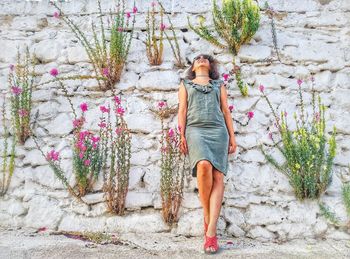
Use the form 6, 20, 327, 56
196, 160, 213, 229
206, 168, 224, 237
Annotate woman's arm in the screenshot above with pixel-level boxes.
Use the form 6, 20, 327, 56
219, 82, 237, 154
178, 80, 188, 154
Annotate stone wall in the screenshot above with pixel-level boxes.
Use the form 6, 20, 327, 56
0, 0, 349, 241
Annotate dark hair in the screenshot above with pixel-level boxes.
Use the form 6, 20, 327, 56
184, 53, 220, 80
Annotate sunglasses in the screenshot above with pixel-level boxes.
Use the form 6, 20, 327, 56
193, 55, 213, 63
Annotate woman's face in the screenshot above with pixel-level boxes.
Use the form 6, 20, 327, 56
192, 55, 211, 72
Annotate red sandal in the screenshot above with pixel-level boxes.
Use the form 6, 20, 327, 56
204, 234, 219, 254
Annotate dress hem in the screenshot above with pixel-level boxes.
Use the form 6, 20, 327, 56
191, 157, 227, 178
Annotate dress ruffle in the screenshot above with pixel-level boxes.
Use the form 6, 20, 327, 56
184, 79, 215, 94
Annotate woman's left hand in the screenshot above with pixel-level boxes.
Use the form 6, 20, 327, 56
228, 136, 237, 154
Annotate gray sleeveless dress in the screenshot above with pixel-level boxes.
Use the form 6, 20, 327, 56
182, 78, 229, 177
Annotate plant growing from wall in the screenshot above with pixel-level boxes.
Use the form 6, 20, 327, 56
0, 95, 16, 197
102, 96, 132, 215
259, 79, 337, 200
227, 101, 254, 127
155, 0, 185, 68
155, 100, 186, 225
144, 1, 165, 65
8, 47, 35, 145
52, 0, 136, 91
319, 166, 350, 229
264, 1, 281, 62
72, 103, 106, 197
188, 0, 260, 96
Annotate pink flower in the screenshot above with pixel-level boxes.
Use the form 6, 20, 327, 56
160, 23, 166, 31
11, 86, 22, 96
151, 1, 156, 7
91, 136, 100, 143
100, 105, 110, 113
79, 152, 84, 159
247, 111, 254, 119
118, 27, 123, 32
84, 159, 91, 166
132, 6, 138, 13
177, 125, 182, 132
268, 132, 273, 140
114, 96, 121, 105
223, 73, 230, 81
9, 64, 15, 71
53, 11, 60, 18
102, 67, 109, 76
228, 105, 234, 113
18, 109, 28, 117
158, 101, 166, 109
80, 102, 88, 112
46, 149, 59, 161
284, 111, 287, 117
168, 128, 174, 138
79, 130, 90, 140
92, 143, 98, 149
116, 107, 125, 116
315, 112, 320, 122
126, 12, 131, 19
115, 127, 123, 135
73, 118, 81, 128
259, 84, 265, 93
50, 68, 59, 77
297, 79, 303, 86
98, 122, 106, 128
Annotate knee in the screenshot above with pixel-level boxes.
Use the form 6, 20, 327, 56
213, 171, 224, 184
196, 160, 212, 171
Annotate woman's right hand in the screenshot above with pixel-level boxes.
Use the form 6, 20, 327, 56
180, 135, 188, 155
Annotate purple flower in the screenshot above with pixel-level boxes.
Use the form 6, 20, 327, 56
50, 68, 59, 77
228, 105, 234, 113
84, 159, 91, 166
297, 79, 303, 86
115, 127, 123, 135
114, 96, 121, 105
46, 149, 59, 161
160, 23, 166, 31
80, 103, 88, 112
98, 122, 106, 128
18, 109, 28, 117
247, 111, 254, 119
132, 6, 138, 13
11, 86, 22, 96
168, 128, 174, 138
53, 11, 60, 18
223, 73, 230, 81
259, 84, 265, 93
100, 105, 110, 113
158, 101, 166, 109
116, 107, 125, 116
102, 67, 109, 76
9, 64, 15, 71
268, 132, 273, 140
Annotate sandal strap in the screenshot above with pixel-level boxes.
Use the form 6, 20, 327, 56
204, 235, 218, 250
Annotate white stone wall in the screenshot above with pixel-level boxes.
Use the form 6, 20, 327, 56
0, 0, 349, 241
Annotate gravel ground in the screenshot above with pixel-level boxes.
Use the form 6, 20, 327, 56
0, 227, 349, 259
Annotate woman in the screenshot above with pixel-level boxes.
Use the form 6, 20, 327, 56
178, 54, 237, 254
